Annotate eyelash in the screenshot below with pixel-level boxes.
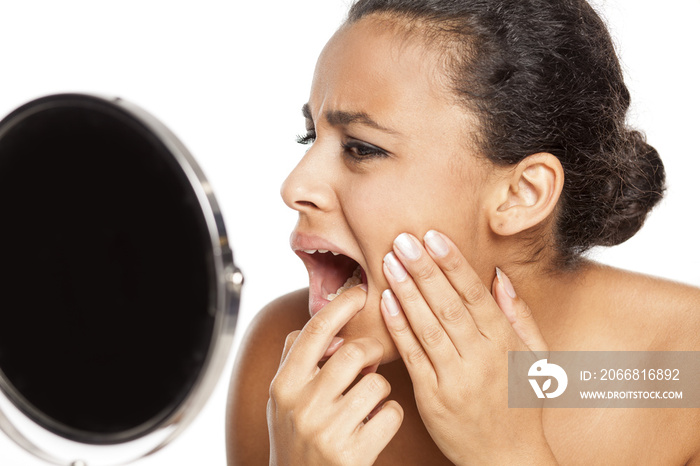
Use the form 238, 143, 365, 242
295, 131, 316, 145
341, 140, 388, 160
295, 131, 388, 162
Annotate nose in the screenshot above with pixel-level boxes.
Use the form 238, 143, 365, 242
281, 147, 337, 213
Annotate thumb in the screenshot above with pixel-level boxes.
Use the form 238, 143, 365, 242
492, 268, 548, 353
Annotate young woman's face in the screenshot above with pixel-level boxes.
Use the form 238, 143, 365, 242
281, 17, 498, 362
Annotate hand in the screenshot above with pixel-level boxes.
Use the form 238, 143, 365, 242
267, 285, 404, 466
380, 230, 557, 465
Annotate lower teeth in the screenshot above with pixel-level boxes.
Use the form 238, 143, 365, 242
326, 266, 362, 301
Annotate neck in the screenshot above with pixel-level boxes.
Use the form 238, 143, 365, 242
496, 257, 597, 345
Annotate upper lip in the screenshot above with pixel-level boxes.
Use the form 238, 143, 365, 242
290, 231, 361, 264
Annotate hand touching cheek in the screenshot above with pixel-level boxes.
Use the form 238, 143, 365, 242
380, 231, 557, 465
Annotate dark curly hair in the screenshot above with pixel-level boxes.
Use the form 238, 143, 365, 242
347, 0, 665, 266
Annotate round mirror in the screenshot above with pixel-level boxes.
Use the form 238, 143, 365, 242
0, 94, 241, 465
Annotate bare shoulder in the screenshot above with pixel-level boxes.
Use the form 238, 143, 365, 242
546, 265, 700, 464
225, 288, 310, 465
610, 271, 700, 463
586, 263, 700, 351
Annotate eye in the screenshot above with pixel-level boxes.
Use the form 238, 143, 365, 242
341, 138, 389, 161
296, 130, 316, 145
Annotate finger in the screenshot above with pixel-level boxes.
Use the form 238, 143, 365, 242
382, 256, 464, 379
493, 268, 549, 353
422, 230, 508, 335
380, 288, 437, 384
312, 337, 384, 401
284, 284, 367, 379
280, 330, 301, 365
357, 400, 404, 453
338, 372, 392, 429
390, 233, 479, 349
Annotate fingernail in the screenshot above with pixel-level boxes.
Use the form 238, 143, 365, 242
496, 267, 517, 299
383, 252, 408, 282
424, 230, 449, 258
394, 233, 421, 260
381, 289, 401, 316
358, 283, 368, 292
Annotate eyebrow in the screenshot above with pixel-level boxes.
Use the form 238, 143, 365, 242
301, 103, 399, 135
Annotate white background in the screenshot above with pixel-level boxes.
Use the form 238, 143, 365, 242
0, 0, 697, 464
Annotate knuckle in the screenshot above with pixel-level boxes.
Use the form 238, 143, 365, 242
315, 428, 336, 451
347, 394, 366, 412
363, 373, 390, 394
517, 302, 533, 320
413, 260, 437, 283
462, 281, 489, 306
401, 286, 424, 306
392, 319, 414, 338
438, 300, 465, 323
268, 377, 280, 399
420, 323, 444, 348
268, 376, 290, 406
440, 253, 462, 273
304, 315, 331, 336
339, 341, 366, 363
405, 342, 428, 366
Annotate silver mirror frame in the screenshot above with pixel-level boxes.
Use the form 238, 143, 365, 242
0, 94, 242, 466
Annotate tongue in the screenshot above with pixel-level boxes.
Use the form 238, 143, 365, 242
326, 265, 363, 301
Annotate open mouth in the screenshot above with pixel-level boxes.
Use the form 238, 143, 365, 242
296, 248, 368, 311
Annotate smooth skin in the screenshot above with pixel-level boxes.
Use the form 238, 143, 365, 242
227, 15, 700, 466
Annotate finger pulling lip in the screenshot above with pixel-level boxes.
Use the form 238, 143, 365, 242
290, 231, 369, 315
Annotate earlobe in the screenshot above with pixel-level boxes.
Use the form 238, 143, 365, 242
488, 153, 564, 236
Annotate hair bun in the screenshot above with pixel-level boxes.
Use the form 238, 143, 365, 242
595, 130, 665, 247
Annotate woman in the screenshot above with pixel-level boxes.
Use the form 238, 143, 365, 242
227, 0, 700, 464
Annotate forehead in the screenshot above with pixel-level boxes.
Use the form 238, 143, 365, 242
308, 16, 455, 124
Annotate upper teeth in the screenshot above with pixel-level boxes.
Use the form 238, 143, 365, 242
302, 249, 340, 255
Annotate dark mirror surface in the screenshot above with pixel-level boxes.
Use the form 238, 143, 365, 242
0, 96, 217, 444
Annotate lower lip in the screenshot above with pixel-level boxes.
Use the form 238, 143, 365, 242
309, 294, 330, 317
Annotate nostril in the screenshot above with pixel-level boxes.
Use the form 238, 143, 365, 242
296, 200, 318, 209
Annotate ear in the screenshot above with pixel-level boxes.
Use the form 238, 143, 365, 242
486, 153, 564, 236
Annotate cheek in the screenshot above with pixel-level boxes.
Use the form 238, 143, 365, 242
341, 173, 418, 277
343, 168, 476, 246
343, 173, 430, 240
